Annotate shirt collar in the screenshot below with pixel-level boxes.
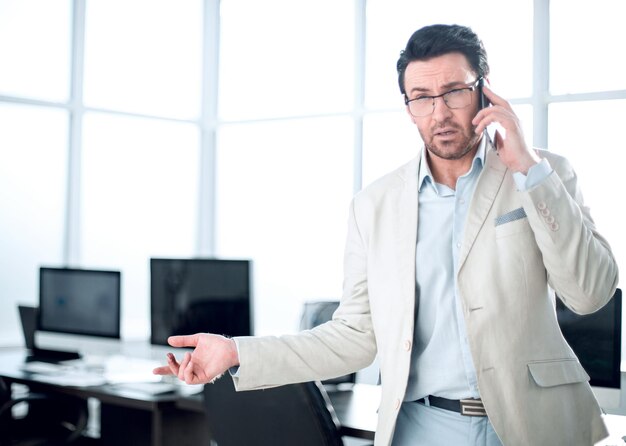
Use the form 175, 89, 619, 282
418, 135, 487, 192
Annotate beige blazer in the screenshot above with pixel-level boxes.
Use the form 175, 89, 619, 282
234, 144, 619, 446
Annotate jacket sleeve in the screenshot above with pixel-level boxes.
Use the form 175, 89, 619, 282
521, 153, 619, 313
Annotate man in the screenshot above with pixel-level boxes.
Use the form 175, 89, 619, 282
154, 24, 618, 446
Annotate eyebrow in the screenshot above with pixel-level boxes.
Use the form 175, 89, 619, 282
408, 81, 469, 95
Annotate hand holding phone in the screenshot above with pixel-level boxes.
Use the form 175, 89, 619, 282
472, 83, 540, 173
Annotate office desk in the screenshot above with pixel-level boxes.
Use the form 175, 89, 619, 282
0, 348, 379, 445
0, 348, 211, 446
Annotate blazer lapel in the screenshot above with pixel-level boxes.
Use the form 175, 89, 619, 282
457, 146, 507, 271
394, 155, 420, 311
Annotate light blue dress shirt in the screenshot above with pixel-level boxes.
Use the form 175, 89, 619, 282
404, 138, 552, 402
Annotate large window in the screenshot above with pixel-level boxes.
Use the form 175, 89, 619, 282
0, 104, 68, 341
83, 0, 203, 119
83, 0, 203, 339
80, 113, 200, 338
0, 0, 624, 347
550, 0, 626, 95
0, 0, 72, 342
216, 118, 353, 334
0, 0, 72, 102
216, 0, 355, 333
218, 0, 354, 121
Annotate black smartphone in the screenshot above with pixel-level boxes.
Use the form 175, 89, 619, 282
478, 77, 489, 110
477, 78, 497, 145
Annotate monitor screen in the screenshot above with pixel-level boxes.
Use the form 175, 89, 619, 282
150, 258, 252, 345
556, 289, 622, 389
38, 267, 121, 339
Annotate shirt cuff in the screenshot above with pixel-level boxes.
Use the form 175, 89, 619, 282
512, 158, 552, 191
228, 338, 242, 377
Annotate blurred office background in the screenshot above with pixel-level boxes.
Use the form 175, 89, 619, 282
1, 0, 624, 354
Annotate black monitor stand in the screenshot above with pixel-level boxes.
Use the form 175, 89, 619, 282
19, 305, 81, 363
27, 347, 81, 363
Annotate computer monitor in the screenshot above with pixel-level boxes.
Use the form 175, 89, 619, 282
34, 267, 121, 362
150, 258, 253, 345
556, 288, 622, 409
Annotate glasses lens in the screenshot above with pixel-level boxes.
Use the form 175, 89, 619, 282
444, 89, 472, 109
409, 98, 432, 117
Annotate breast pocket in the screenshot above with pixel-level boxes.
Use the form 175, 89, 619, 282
495, 217, 532, 239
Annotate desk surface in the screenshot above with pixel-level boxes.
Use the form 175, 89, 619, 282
0, 349, 182, 410
0, 347, 379, 440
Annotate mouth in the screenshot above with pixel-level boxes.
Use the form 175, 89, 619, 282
433, 128, 457, 138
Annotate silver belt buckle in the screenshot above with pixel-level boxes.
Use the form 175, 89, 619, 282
460, 399, 487, 417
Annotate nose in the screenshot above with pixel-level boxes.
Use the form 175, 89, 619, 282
431, 95, 453, 122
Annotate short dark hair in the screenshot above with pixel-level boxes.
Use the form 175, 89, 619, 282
396, 24, 489, 95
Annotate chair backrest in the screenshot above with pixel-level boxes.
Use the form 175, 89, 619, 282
300, 301, 341, 330
0, 385, 88, 445
556, 287, 622, 388
300, 300, 357, 386
202, 374, 344, 446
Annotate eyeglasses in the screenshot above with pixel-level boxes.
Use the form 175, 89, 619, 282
404, 78, 482, 117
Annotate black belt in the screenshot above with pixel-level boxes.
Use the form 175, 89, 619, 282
417, 396, 487, 417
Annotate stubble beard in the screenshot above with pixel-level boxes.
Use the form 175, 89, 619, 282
423, 124, 481, 161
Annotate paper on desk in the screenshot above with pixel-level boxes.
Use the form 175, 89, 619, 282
103, 355, 162, 384
21, 361, 69, 374
30, 372, 107, 387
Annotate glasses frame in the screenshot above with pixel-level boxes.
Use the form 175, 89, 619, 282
404, 77, 483, 117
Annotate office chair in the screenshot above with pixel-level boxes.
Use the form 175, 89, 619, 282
0, 378, 89, 446
300, 300, 357, 386
1, 304, 90, 445
202, 374, 344, 446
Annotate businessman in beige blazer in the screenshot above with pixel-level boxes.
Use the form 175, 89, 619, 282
155, 24, 619, 445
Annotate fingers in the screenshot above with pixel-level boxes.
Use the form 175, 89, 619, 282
152, 365, 173, 375
168, 333, 201, 348
473, 85, 515, 133
184, 357, 197, 384
178, 351, 192, 381
473, 102, 516, 137
167, 352, 180, 373
152, 352, 179, 375
177, 352, 203, 385
480, 85, 508, 108
472, 112, 491, 135
152, 352, 180, 375
154, 351, 200, 385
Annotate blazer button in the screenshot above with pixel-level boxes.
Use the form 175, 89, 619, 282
550, 222, 560, 231
545, 215, 555, 224
537, 202, 547, 210
404, 340, 412, 351
540, 208, 550, 217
